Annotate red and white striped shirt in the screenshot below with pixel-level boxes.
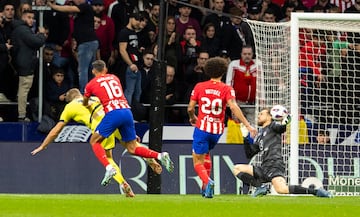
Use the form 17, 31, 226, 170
84, 74, 130, 113
330, 0, 354, 12
190, 80, 235, 134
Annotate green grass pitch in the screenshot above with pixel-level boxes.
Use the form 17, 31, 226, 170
0, 194, 359, 217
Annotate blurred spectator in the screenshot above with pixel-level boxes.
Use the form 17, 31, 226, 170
164, 16, 181, 71
344, 0, 360, 12
164, 65, 183, 123
184, 50, 209, 100
279, 3, 295, 22
2, 2, 18, 101
59, 5, 77, 88
259, 0, 283, 21
175, 3, 202, 39
16, 2, 32, 19
303, 0, 317, 9
146, 1, 160, 45
200, 23, 221, 58
118, 12, 143, 105
48, 0, 99, 93
247, 5, 262, 20
109, 0, 135, 34
92, 0, 116, 66
93, 15, 102, 60
44, 67, 70, 121
11, 10, 47, 122
283, 0, 308, 11
102, 0, 116, 13
29, 46, 55, 100
28, 46, 56, 121
299, 31, 327, 116
179, 25, 201, 85
136, 11, 152, 51
0, 11, 12, 104
316, 129, 330, 145
225, 45, 257, 126
329, 0, 354, 12
166, 0, 180, 18
221, 7, 254, 61
262, 8, 277, 22
43, 5, 70, 75
203, 0, 230, 39
140, 49, 155, 104
189, 0, 207, 24
328, 5, 341, 12
337, 32, 360, 125
233, 0, 248, 17
310, 0, 336, 12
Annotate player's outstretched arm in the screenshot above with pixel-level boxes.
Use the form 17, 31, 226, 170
31, 122, 66, 155
228, 98, 257, 138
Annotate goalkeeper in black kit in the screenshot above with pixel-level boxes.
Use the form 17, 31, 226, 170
233, 107, 333, 198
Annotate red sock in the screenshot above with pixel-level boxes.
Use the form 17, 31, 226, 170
204, 153, 212, 177
91, 143, 110, 167
134, 146, 159, 159
194, 164, 209, 185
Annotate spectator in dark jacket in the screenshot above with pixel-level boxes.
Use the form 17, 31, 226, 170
11, 10, 47, 121
44, 67, 70, 121
0, 11, 12, 103
221, 7, 254, 61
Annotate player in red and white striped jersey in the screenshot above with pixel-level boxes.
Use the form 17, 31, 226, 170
187, 57, 257, 198
83, 60, 174, 186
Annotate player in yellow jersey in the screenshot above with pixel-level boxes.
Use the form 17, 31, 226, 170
31, 88, 162, 197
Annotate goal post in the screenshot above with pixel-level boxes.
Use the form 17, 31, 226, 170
290, 12, 360, 188
248, 13, 360, 196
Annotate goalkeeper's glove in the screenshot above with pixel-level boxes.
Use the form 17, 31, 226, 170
282, 114, 291, 125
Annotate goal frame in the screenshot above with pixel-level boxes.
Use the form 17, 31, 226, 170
289, 12, 360, 186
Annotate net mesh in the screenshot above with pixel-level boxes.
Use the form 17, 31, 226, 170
247, 16, 360, 196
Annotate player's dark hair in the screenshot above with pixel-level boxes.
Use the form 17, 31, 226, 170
204, 57, 227, 79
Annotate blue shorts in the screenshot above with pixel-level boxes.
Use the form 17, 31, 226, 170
95, 109, 136, 142
192, 127, 221, 154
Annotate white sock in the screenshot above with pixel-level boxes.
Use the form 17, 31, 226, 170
105, 164, 113, 171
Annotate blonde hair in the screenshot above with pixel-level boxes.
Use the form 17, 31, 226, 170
65, 88, 82, 102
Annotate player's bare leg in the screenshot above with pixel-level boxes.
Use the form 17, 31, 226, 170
272, 177, 289, 194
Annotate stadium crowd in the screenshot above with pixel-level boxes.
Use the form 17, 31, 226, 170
0, 0, 359, 125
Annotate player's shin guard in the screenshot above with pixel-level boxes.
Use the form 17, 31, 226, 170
92, 143, 110, 167
236, 172, 262, 187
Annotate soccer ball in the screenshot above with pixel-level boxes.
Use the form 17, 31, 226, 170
270, 105, 288, 121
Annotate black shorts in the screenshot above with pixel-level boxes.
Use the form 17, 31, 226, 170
253, 161, 285, 183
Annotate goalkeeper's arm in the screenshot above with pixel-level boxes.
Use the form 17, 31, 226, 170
243, 135, 260, 159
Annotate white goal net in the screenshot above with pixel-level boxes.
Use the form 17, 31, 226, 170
248, 13, 360, 196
